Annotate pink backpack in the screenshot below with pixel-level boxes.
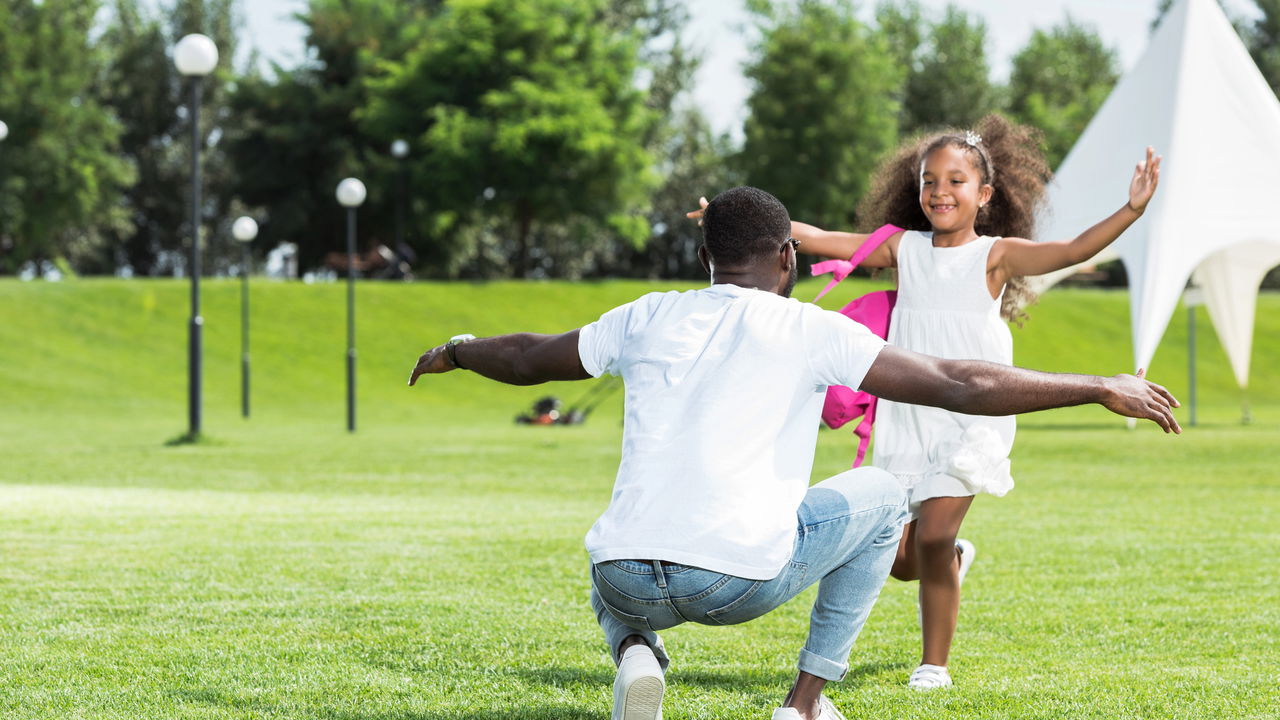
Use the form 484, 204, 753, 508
809, 224, 903, 467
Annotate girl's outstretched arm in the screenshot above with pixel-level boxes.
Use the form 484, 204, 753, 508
790, 221, 898, 267
995, 147, 1161, 278
686, 196, 899, 267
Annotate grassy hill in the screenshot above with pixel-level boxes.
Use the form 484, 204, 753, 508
2, 277, 1275, 435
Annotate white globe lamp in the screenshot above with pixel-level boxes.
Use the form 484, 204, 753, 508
173, 34, 219, 76
336, 178, 367, 208
232, 216, 258, 243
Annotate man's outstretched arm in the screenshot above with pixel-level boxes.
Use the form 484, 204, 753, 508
408, 330, 590, 386
860, 346, 1182, 433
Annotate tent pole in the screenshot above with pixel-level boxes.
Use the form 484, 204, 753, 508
1187, 304, 1197, 427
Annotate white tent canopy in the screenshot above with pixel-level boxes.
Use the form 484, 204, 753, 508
1031, 0, 1280, 391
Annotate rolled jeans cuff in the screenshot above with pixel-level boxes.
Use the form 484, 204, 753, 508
797, 648, 846, 682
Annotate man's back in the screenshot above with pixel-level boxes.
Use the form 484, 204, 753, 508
578, 284, 885, 579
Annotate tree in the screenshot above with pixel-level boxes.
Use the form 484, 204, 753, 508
899, 4, 998, 135
876, 0, 924, 75
607, 0, 731, 280
1007, 16, 1119, 168
89, 0, 242, 276
362, 0, 656, 278
1240, 1, 1280, 96
740, 0, 902, 230
223, 0, 427, 274
0, 0, 134, 275
626, 108, 737, 279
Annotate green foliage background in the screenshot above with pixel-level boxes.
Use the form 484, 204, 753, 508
13, 0, 1280, 281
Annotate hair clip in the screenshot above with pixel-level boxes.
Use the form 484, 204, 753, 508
963, 130, 982, 147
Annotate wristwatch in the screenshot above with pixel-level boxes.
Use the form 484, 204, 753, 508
445, 333, 476, 369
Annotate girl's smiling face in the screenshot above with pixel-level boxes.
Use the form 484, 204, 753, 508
919, 144, 994, 235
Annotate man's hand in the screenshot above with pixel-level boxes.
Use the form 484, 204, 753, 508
1101, 368, 1182, 433
1127, 146, 1161, 214
685, 196, 709, 225
408, 345, 456, 386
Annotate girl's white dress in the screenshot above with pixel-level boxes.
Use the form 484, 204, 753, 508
875, 230, 1015, 516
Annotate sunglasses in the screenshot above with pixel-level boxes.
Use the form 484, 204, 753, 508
781, 237, 800, 252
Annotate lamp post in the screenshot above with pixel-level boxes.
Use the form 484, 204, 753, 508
336, 178, 367, 433
390, 139, 408, 255
174, 33, 218, 439
233, 216, 258, 419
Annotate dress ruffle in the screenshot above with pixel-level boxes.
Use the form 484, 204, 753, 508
941, 425, 1014, 497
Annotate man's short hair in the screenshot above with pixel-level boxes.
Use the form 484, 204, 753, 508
702, 186, 791, 267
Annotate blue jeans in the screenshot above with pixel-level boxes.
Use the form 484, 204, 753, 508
590, 467, 907, 682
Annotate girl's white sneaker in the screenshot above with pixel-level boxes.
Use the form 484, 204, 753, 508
907, 663, 953, 689
956, 539, 976, 584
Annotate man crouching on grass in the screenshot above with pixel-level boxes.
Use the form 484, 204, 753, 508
408, 186, 1179, 720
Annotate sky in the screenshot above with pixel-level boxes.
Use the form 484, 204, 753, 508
237, 0, 1258, 137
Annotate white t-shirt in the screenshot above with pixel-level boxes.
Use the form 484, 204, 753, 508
578, 284, 886, 580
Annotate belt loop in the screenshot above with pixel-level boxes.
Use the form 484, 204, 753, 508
651, 560, 667, 589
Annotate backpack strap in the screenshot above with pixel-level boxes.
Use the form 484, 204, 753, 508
810, 224, 904, 301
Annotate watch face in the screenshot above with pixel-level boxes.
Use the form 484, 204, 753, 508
449, 333, 477, 343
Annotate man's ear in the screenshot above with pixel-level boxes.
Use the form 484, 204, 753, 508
779, 241, 795, 273
697, 245, 712, 274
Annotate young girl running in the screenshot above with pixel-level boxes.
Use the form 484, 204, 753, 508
689, 114, 1161, 689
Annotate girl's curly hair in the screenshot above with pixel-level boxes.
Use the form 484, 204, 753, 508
856, 114, 1052, 325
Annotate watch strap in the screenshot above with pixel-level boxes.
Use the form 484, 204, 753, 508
445, 334, 475, 370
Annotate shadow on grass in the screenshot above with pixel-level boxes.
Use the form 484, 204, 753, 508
175, 658, 906, 719
175, 688, 600, 720
164, 431, 226, 447
517, 657, 907, 692
327, 710, 600, 720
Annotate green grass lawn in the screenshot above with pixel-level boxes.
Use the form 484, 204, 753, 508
1, 278, 1277, 719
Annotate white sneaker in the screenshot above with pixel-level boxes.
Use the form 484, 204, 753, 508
956, 539, 976, 585
907, 663, 952, 689
770, 695, 847, 720
613, 644, 664, 720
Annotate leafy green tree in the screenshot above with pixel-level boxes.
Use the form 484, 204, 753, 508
1007, 17, 1119, 168
605, 0, 731, 280
876, 0, 924, 75
362, 0, 656, 278
223, 0, 427, 274
740, 0, 902, 230
899, 5, 998, 135
88, 0, 241, 276
0, 0, 134, 274
1239, 1, 1280, 96
625, 108, 737, 279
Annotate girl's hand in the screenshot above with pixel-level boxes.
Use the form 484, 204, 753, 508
685, 196, 709, 226
1127, 147, 1162, 214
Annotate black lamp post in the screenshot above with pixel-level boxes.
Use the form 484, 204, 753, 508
173, 33, 218, 438
232, 216, 258, 419
391, 139, 408, 254
336, 177, 367, 433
